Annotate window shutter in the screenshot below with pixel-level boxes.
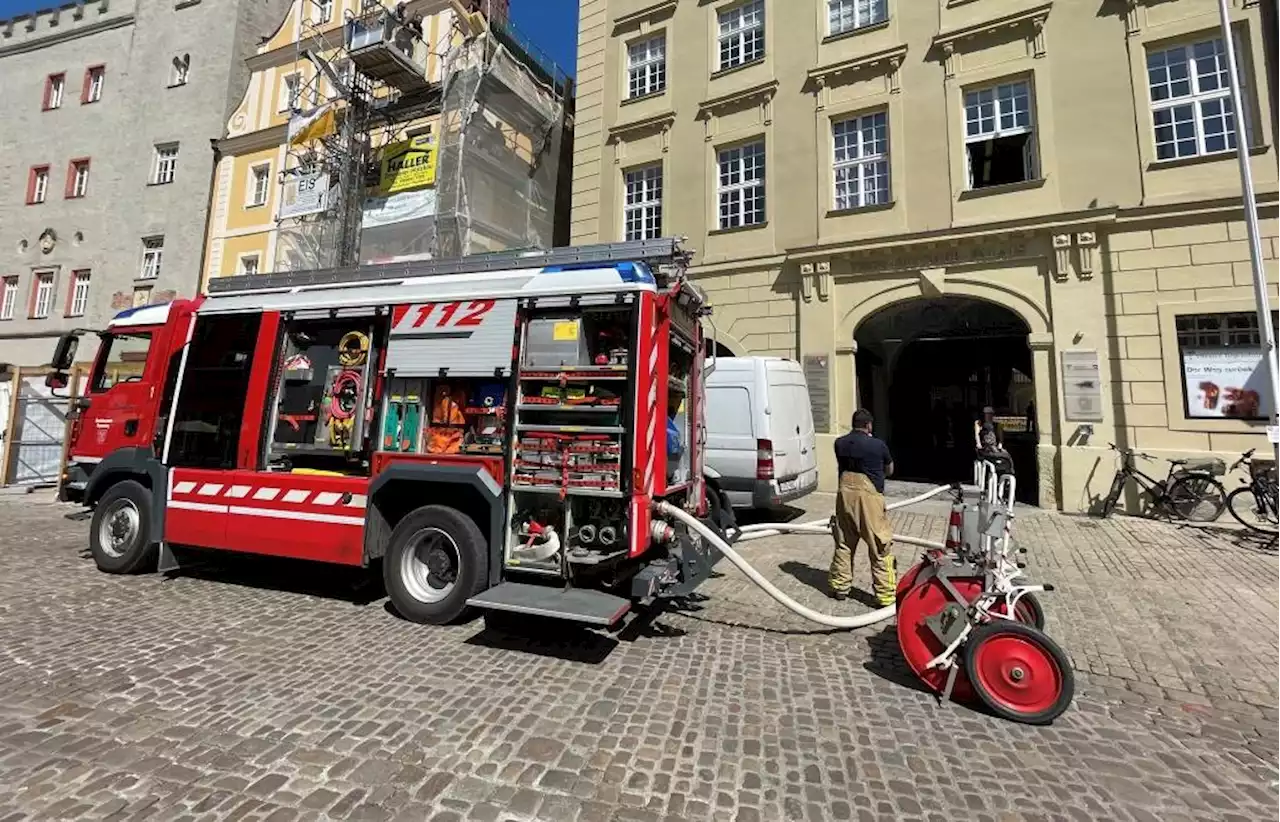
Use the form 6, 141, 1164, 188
26, 168, 36, 203
65, 161, 76, 198
81, 69, 91, 103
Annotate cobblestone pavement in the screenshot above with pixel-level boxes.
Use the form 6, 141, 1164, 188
0, 487, 1275, 822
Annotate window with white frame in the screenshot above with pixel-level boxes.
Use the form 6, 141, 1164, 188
170, 54, 190, 87
1147, 37, 1245, 161
140, 237, 163, 279
963, 79, 1036, 189
45, 74, 65, 109
238, 254, 261, 276
717, 141, 766, 229
828, 0, 887, 37
69, 160, 90, 198
85, 66, 105, 103
623, 165, 663, 241
281, 73, 300, 111
0, 277, 17, 320
29, 167, 49, 204
717, 0, 764, 72
69, 270, 90, 317
314, 0, 334, 22
32, 272, 54, 318
832, 111, 889, 209
249, 164, 271, 207
153, 144, 179, 185
627, 35, 666, 99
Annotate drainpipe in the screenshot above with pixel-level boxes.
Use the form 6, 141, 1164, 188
194, 138, 223, 296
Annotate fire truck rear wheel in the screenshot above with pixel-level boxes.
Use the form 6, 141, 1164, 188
89, 480, 157, 574
383, 504, 487, 625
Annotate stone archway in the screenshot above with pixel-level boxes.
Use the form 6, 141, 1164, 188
853, 295, 1041, 503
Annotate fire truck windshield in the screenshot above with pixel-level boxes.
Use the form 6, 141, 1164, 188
92, 332, 153, 391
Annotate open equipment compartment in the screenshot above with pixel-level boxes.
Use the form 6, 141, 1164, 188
503, 298, 638, 577
264, 311, 387, 474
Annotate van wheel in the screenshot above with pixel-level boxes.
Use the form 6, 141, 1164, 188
89, 480, 158, 574
706, 483, 735, 533
383, 505, 488, 625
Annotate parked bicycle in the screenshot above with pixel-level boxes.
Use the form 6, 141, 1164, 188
1099, 443, 1227, 522
1225, 449, 1278, 535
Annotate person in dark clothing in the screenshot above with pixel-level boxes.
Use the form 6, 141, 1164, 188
974, 405, 1014, 476
828, 409, 896, 604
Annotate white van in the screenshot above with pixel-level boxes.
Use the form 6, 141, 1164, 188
703, 357, 819, 509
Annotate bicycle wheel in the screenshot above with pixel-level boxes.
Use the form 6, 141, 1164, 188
1099, 473, 1125, 518
1166, 474, 1227, 522
1226, 486, 1279, 534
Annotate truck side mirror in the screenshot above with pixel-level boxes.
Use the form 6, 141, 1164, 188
50, 332, 79, 371
45, 372, 68, 390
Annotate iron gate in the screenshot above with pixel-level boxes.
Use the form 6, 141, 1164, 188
6, 377, 71, 486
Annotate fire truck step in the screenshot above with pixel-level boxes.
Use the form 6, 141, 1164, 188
467, 583, 631, 626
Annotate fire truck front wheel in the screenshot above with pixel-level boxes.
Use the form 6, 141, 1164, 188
383, 505, 488, 625
89, 480, 158, 574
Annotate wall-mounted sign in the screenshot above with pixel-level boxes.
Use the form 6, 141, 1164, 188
1181, 346, 1271, 420
375, 135, 437, 195
1061, 349, 1103, 422
803, 354, 830, 432
278, 171, 331, 220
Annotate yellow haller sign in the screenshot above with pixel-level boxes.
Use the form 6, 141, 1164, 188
376, 136, 438, 194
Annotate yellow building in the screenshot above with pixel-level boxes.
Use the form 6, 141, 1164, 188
201, 0, 472, 285
572, 0, 1278, 511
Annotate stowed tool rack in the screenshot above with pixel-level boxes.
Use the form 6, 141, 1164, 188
504, 304, 637, 576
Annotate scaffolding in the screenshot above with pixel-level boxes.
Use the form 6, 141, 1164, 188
430, 26, 567, 258
268, 0, 568, 272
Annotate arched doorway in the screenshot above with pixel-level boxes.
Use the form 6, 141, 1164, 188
855, 296, 1039, 503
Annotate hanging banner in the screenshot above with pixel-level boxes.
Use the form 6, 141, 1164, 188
278, 170, 332, 220
375, 135, 437, 194
361, 188, 437, 229
1181, 346, 1271, 420
287, 103, 337, 146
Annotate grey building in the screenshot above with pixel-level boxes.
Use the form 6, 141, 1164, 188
0, 0, 290, 367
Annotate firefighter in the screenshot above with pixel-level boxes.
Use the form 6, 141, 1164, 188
828, 408, 896, 605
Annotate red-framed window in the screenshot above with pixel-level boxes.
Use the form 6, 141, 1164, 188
66, 158, 90, 198
43, 73, 66, 110
82, 65, 105, 104
0, 276, 18, 321
29, 271, 55, 319
26, 165, 50, 204
66, 269, 91, 317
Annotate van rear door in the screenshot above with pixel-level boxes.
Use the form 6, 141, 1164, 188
704, 380, 756, 500
765, 361, 815, 492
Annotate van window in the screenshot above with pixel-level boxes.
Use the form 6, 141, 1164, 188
706, 385, 753, 436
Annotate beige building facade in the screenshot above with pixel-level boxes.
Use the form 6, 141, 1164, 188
571, 0, 1279, 512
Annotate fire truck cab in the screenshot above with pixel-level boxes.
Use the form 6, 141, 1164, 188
51, 239, 729, 628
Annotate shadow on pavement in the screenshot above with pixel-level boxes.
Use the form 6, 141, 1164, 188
777, 560, 880, 608
462, 603, 689, 664
861, 624, 934, 696
159, 548, 387, 606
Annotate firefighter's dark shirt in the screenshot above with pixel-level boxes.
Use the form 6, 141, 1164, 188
834, 430, 892, 493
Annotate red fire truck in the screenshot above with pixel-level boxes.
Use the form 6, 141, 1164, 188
49, 239, 729, 627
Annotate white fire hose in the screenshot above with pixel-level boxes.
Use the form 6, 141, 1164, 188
654, 483, 955, 629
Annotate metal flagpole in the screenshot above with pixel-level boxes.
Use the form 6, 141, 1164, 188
1215, 0, 1279, 459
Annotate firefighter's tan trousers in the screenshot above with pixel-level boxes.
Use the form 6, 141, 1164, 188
828, 472, 896, 606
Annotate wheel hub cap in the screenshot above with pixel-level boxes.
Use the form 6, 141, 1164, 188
973, 634, 1062, 715
400, 528, 460, 604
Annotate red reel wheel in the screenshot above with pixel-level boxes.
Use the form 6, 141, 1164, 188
963, 621, 1074, 725
895, 575, 986, 702
895, 560, 926, 606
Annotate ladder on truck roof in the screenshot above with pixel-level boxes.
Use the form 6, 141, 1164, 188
205, 237, 692, 295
